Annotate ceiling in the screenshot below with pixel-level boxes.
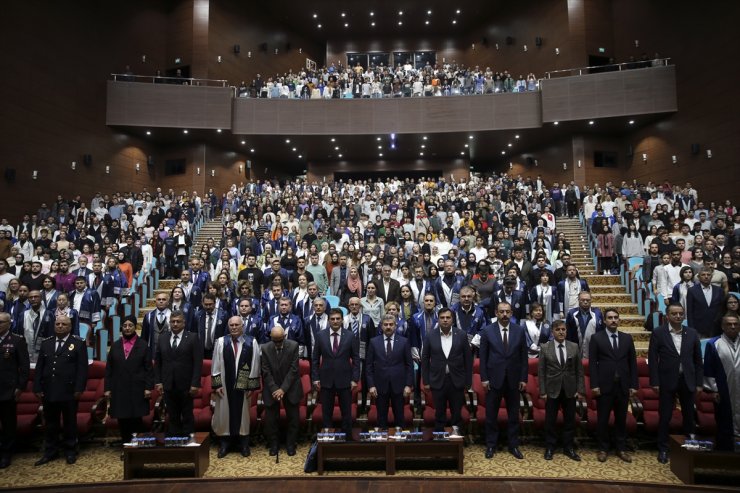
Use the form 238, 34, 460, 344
262, 1, 502, 42
117, 113, 670, 175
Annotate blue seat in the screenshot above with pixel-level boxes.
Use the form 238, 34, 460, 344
324, 295, 341, 309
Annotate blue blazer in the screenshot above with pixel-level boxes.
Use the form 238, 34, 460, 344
192, 308, 229, 344
685, 284, 723, 338
492, 289, 527, 323
479, 322, 528, 390
556, 279, 590, 313
365, 334, 414, 394
450, 303, 487, 336
311, 328, 360, 388
565, 307, 605, 346
68, 289, 101, 323
190, 270, 211, 292
410, 310, 438, 350
266, 313, 305, 346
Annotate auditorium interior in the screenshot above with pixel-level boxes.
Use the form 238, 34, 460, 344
1, 0, 739, 491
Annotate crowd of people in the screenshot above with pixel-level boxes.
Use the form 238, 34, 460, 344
0, 173, 738, 470
236, 61, 539, 99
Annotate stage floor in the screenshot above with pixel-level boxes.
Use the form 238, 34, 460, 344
0, 443, 685, 490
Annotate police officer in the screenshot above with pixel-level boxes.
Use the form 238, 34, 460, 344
33, 315, 88, 466
0, 312, 30, 468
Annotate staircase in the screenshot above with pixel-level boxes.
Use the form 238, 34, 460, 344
556, 217, 649, 356
137, 219, 223, 325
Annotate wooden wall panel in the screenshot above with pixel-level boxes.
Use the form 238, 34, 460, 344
307, 159, 470, 184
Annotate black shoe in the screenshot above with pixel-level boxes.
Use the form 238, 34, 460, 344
34, 454, 57, 466
485, 447, 495, 459
544, 449, 554, 460
657, 451, 669, 464
564, 448, 581, 461
65, 453, 77, 465
217, 443, 229, 458
286, 446, 296, 456
240, 444, 251, 457
508, 447, 524, 460
0, 455, 10, 469
268, 446, 278, 456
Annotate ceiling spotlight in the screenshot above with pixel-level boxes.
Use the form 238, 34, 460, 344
391, 143, 395, 149
344, 23, 348, 27
146, 130, 151, 135
423, 136, 428, 140
250, 148, 255, 153
456, 9, 461, 14
370, 11, 374, 16
419, 152, 424, 156
241, 140, 246, 145
588, 120, 594, 125
217, 129, 222, 133
298, 155, 302, 159
377, 137, 381, 141
313, 13, 317, 18
379, 153, 383, 157
398, 21, 402, 25
464, 144, 469, 148
629, 120, 635, 125
338, 154, 343, 158
425, 20, 429, 25
398, 10, 403, 15
421, 144, 426, 149
183, 129, 188, 134
378, 145, 382, 149
334, 146, 339, 150
427, 10, 432, 15
452, 19, 457, 24
341, 12, 345, 17
317, 24, 322, 28
461, 152, 465, 155
469, 135, 474, 139
501, 151, 506, 155
285, 139, 290, 143
508, 143, 512, 147
553, 121, 559, 125
515, 134, 520, 139
292, 147, 297, 151
371, 21, 375, 26
331, 137, 336, 142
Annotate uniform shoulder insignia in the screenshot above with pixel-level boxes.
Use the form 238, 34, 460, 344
72, 335, 84, 341
42, 336, 55, 341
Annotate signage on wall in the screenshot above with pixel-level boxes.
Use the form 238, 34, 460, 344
598, 47, 605, 53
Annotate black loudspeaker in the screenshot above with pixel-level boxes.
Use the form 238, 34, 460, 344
691, 143, 700, 155
481, 37, 489, 47
626, 145, 633, 157
506, 36, 514, 45
535, 36, 543, 47
147, 155, 154, 167
285, 42, 291, 52
83, 154, 92, 166
526, 157, 535, 166
4, 168, 16, 182
233, 44, 240, 54
259, 42, 268, 52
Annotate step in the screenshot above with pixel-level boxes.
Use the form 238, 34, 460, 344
590, 293, 632, 303
159, 280, 180, 290
588, 285, 627, 294
587, 302, 639, 315
583, 274, 621, 285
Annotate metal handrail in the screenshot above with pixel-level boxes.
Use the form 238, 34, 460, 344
544, 58, 671, 79
111, 74, 229, 87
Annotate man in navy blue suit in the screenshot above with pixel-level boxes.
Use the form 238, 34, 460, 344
565, 291, 604, 359
648, 303, 703, 463
366, 314, 413, 428
193, 293, 228, 359
479, 302, 528, 459
189, 258, 210, 292
421, 308, 472, 432
492, 277, 527, 323
686, 267, 724, 338
312, 308, 360, 438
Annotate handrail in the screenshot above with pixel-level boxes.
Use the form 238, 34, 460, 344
544, 58, 671, 79
110, 73, 229, 87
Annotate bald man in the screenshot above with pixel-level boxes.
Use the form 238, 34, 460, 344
260, 325, 302, 456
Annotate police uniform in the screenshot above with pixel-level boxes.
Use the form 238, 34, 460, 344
33, 334, 88, 461
0, 331, 30, 467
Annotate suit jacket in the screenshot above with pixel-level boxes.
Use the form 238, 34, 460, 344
266, 313, 305, 346
588, 330, 638, 395
421, 328, 472, 390
0, 332, 30, 401
648, 324, 703, 391
104, 336, 153, 418
685, 284, 723, 338
193, 308, 229, 347
330, 265, 348, 297
179, 283, 203, 310
492, 289, 527, 323
479, 322, 528, 390
556, 279, 590, 313
343, 313, 375, 360
190, 270, 210, 292
538, 340, 585, 398
311, 328, 360, 389
33, 335, 88, 402
376, 278, 401, 304
366, 333, 414, 395
260, 339, 303, 406
154, 330, 203, 391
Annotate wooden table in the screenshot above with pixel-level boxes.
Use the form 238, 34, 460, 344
317, 429, 464, 475
669, 435, 738, 484
123, 432, 210, 479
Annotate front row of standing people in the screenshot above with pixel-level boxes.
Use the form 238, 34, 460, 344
0, 306, 737, 467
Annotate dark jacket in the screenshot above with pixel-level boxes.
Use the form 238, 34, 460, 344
366, 333, 414, 395
104, 336, 154, 418
648, 324, 703, 391
154, 330, 203, 391
588, 330, 638, 394
33, 335, 88, 401
260, 339, 303, 406
0, 332, 30, 401
421, 328, 472, 390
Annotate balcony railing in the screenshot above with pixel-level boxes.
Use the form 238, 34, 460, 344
544, 58, 671, 79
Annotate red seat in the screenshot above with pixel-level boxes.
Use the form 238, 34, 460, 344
311, 384, 360, 432
104, 387, 163, 434
77, 361, 106, 437
470, 372, 522, 438
635, 358, 683, 434
366, 392, 415, 428
695, 390, 717, 435
527, 358, 584, 431
418, 386, 470, 431
193, 359, 213, 432
583, 359, 638, 435
16, 368, 41, 439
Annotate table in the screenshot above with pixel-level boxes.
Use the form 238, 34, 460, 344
669, 435, 738, 484
317, 428, 464, 475
123, 432, 210, 479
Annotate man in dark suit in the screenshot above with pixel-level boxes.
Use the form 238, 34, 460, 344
421, 308, 472, 432
376, 264, 401, 304
565, 291, 605, 359
538, 320, 585, 461
189, 258, 210, 292
344, 297, 376, 412
33, 315, 88, 466
154, 310, 203, 436
492, 276, 527, 323
366, 314, 413, 428
193, 293, 228, 359
0, 312, 30, 468
479, 302, 528, 459
311, 308, 360, 438
589, 308, 638, 463
141, 292, 171, 359
686, 267, 724, 338
178, 269, 203, 309
648, 302, 704, 463
261, 325, 303, 456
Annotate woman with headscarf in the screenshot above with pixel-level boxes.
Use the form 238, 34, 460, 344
340, 266, 363, 307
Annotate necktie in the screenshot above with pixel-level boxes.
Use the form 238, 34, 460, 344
386, 336, 392, 355
158, 311, 165, 324
232, 337, 240, 357
332, 332, 339, 354
206, 314, 213, 349
352, 317, 359, 336
558, 343, 565, 366
502, 328, 509, 352
172, 334, 179, 350
56, 338, 64, 352
539, 288, 545, 306
611, 333, 618, 351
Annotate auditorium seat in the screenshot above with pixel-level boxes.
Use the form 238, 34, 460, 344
418, 386, 471, 433
695, 389, 717, 435
633, 358, 683, 435
193, 359, 213, 432
310, 383, 360, 433
16, 368, 41, 439
366, 392, 415, 429
582, 359, 638, 435
104, 387, 163, 436
76, 360, 107, 438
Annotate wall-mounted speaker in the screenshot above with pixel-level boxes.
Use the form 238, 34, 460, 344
506, 36, 514, 45
233, 44, 240, 54
4, 168, 16, 182
690, 143, 700, 155
535, 36, 543, 47
259, 42, 268, 52
83, 154, 92, 166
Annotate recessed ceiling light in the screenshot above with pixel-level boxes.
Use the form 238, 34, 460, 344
285, 139, 290, 143
317, 24, 322, 28
508, 143, 512, 147
338, 154, 343, 158
427, 10, 432, 15
421, 144, 426, 148
292, 147, 297, 151
515, 134, 520, 139
398, 10, 403, 15
419, 152, 424, 156
241, 140, 246, 145
588, 120, 594, 125
341, 12, 345, 17
331, 138, 336, 142
334, 146, 339, 150
501, 151, 506, 155
629, 120, 635, 125
377, 137, 381, 141
298, 155, 302, 159
379, 153, 383, 157
344, 23, 348, 27
313, 13, 317, 18
371, 22, 375, 26
452, 19, 457, 24
146, 131, 151, 135
461, 152, 465, 155
370, 11, 374, 16
456, 9, 461, 14
183, 129, 188, 134
423, 136, 427, 140
469, 135, 474, 139
217, 129, 222, 133
553, 121, 559, 125
425, 20, 429, 25
464, 144, 469, 148
398, 21, 402, 25
250, 148, 255, 153
378, 145, 382, 149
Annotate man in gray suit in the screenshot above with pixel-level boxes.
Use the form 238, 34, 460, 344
261, 325, 303, 457
538, 320, 585, 461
